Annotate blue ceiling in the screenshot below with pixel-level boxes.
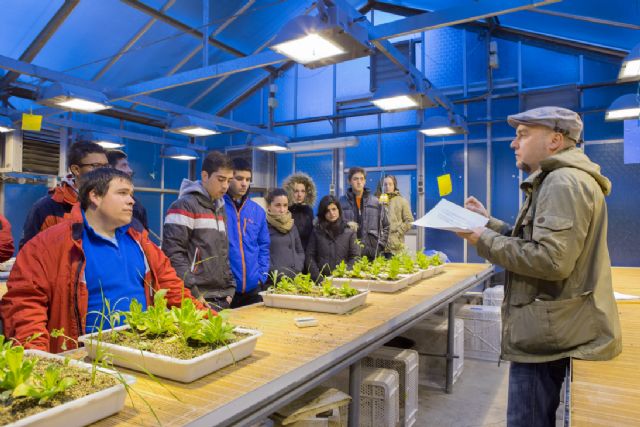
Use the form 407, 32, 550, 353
0, 0, 636, 120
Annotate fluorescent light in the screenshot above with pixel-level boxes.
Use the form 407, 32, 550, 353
605, 94, 640, 121
176, 127, 219, 137
0, 116, 13, 133
56, 98, 109, 113
170, 154, 197, 160
248, 134, 289, 152
96, 141, 124, 149
257, 144, 288, 152
618, 43, 640, 82
0, 126, 12, 133
287, 136, 359, 152
38, 82, 111, 112
372, 95, 418, 111
162, 146, 199, 161
420, 127, 456, 136
272, 33, 345, 64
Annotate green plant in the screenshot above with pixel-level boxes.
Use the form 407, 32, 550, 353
415, 250, 430, 269
195, 310, 236, 346
13, 363, 76, 404
337, 283, 359, 298
171, 298, 206, 343
387, 257, 401, 280
0, 346, 36, 401
126, 290, 176, 337
332, 260, 348, 278
293, 274, 315, 294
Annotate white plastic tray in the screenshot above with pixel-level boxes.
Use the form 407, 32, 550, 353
259, 290, 369, 314
79, 326, 261, 383
420, 264, 445, 280
8, 350, 134, 427
330, 275, 413, 293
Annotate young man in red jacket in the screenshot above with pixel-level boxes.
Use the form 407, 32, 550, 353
0, 214, 14, 262
1, 168, 208, 353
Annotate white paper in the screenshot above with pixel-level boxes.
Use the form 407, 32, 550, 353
614, 291, 640, 300
413, 199, 489, 232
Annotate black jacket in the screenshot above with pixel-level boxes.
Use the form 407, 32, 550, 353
268, 224, 305, 279
162, 179, 236, 301
339, 188, 389, 259
132, 196, 149, 230
289, 204, 314, 250
305, 221, 360, 281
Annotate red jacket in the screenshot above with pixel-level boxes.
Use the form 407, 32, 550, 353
1, 207, 209, 353
0, 214, 14, 263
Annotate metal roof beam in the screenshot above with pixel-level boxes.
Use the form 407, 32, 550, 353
529, 8, 640, 30
0, 0, 79, 90
0, 54, 287, 139
106, 50, 286, 100
372, 0, 562, 40
93, 0, 177, 81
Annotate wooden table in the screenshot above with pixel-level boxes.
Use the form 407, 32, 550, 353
571, 267, 640, 426
80, 263, 490, 427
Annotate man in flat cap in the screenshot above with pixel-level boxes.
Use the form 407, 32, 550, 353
457, 106, 621, 427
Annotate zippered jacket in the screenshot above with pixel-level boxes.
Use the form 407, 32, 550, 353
339, 188, 389, 259
224, 194, 270, 294
1, 205, 206, 354
163, 179, 236, 301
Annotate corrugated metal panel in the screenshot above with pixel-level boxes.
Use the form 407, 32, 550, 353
22, 128, 60, 175
370, 40, 416, 92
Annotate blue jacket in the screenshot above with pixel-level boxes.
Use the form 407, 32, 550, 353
224, 194, 270, 294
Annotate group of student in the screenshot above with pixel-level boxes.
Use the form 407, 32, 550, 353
0, 141, 413, 353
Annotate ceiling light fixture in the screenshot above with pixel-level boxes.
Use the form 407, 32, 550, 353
167, 115, 219, 137
605, 94, 640, 121
420, 114, 468, 136
619, 43, 640, 82
37, 82, 111, 113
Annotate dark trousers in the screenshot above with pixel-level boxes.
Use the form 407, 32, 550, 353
230, 287, 263, 308
507, 358, 569, 427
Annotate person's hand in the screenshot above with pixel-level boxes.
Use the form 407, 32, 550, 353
465, 196, 489, 218
456, 226, 486, 246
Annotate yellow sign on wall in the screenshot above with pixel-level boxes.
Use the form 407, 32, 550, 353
21, 113, 43, 131
437, 173, 452, 197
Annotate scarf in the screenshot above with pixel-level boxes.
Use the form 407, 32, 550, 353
267, 211, 294, 233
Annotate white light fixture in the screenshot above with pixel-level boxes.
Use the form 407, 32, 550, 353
270, 8, 372, 69
162, 146, 199, 161
38, 82, 111, 112
420, 114, 468, 137
287, 136, 359, 152
168, 115, 219, 137
272, 33, 345, 65
619, 43, 640, 82
248, 134, 289, 152
79, 131, 124, 148
0, 116, 14, 133
605, 94, 640, 121
371, 80, 435, 112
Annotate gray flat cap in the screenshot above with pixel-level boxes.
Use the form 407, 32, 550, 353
507, 106, 583, 142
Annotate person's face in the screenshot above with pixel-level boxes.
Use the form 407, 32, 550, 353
510, 125, 556, 174
293, 183, 306, 204
324, 203, 340, 223
228, 170, 252, 198
114, 158, 133, 177
268, 195, 289, 215
70, 152, 109, 178
202, 167, 233, 200
382, 177, 395, 193
90, 178, 134, 228
350, 172, 366, 194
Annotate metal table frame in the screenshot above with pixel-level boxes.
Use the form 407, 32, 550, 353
189, 266, 493, 427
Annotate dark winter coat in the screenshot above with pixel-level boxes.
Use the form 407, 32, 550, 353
339, 188, 389, 259
162, 179, 236, 302
132, 196, 149, 230
283, 173, 317, 250
305, 221, 360, 281
289, 204, 314, 250
268, 224, 305, 279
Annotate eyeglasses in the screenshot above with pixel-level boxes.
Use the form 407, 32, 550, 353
78, 162, 110, 169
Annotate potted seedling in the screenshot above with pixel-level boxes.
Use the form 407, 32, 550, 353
260, 273, 368, 314
78, 290, 261, 383
414, 251, 446, 279
330, 256, 416, 293
0, 335, 134, 427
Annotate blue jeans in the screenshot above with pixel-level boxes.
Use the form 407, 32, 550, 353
507, 358, 569, 427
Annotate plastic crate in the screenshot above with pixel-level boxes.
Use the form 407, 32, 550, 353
361, 347, 418, 426
401, 316, 464, 389
483, 285, 504, 306
360, 368, 399, 427
457, 305, 502, 362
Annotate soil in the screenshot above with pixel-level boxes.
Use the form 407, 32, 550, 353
100, 330, 248, 360
0, 357, 118, 425
268, 289, 359, 299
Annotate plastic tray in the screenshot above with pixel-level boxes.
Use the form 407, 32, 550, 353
330, 275, 413, 293
9, 350, 134, 427
259, 290, 369, 314
79, 326, 261, 383
419, 264, 445, 280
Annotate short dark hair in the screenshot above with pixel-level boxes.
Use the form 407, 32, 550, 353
317, 195, 342, 223
348, 166, 366, 181
231, 157, 252, 173
266, 188, 288, 205
202, 151, 233, 175
106, 149, 127, 167
67, 141, 107, 168
78, 168, 132, 210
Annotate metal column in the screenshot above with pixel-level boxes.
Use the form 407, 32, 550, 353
445, 301, 456, 394
348, 361, 362, 426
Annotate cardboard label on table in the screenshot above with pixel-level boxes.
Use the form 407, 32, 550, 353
21, 113, 42, 131
437, 174, 452, 197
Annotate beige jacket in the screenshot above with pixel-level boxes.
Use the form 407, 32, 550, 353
477, 147, 622, 363
385, 192, 414, 254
